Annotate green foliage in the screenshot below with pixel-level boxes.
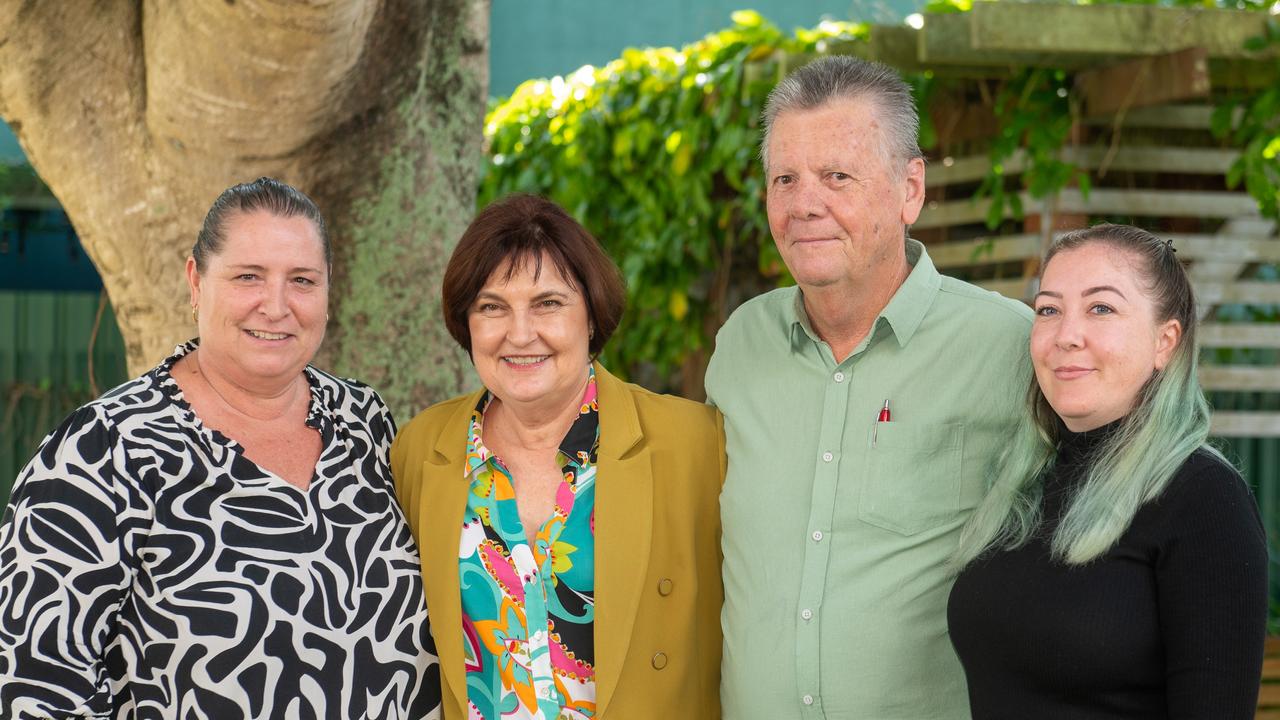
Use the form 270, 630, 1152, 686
481, 11, 866, 380
1214, 16, 1280, 221
922, 0, 974, 12
910, 73, 940, 152
0, 164, 49, 209
976, 69, 1089, 229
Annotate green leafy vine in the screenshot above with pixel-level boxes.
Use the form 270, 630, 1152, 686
977, 69, 1089, 229
1214, 16, 1280, 221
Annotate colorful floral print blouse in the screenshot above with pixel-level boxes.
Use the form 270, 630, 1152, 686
460, 369, 599, 720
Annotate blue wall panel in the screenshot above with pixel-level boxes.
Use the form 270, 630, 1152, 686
489, 1, 921, 97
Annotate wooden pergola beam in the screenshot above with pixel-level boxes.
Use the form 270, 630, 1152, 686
1054, 188, 1261, 218
924, 146, 1240, 188
968, 2, 1273, 59
918, 12, 1097, 68
1202, 367, 1280, 392
1209, 412, 1280, 438
917, 188, 1260, 229
1200, 323, 1280, 349
925, 233, 1042, 269
1076, 48, 1210, 118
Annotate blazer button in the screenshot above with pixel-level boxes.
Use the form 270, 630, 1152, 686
657, 578, 674, 596
652, 652, 668, 670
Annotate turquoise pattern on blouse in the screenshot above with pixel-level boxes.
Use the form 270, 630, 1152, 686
459, 368, 598, 720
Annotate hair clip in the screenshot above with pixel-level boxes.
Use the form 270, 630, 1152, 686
1163, 238, 1177, 253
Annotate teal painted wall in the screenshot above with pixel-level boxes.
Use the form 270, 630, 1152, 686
488, 1, 921, 97
0, 122, 22, 165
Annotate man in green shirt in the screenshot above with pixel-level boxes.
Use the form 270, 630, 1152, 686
705, 56, 1031, 719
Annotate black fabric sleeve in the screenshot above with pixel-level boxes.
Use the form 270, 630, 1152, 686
1157, 452, 1269, 720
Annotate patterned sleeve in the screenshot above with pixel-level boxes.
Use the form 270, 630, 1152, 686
369, 388, 398, 457
0, 404, 134, 718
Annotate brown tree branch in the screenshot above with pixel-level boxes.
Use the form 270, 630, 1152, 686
142, 1, 379, 160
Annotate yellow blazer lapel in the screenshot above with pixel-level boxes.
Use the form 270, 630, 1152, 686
420, 391, 483, 720
591, 363, 653, 717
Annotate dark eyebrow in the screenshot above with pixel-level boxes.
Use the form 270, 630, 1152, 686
1033, 286, 1127, 302
1083, 285, 1126, 300
227, 263, 323, 275
532, 290, 570, 301
475, 289, 571, 302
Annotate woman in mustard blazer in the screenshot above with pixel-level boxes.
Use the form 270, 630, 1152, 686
391, 194, 724, 720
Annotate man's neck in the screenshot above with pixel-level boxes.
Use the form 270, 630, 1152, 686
801, 261, 910, 364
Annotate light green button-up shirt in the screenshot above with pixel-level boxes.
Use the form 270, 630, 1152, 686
706, 240, 1032, 720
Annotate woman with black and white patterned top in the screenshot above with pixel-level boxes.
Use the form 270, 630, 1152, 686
0, 178, 440, 719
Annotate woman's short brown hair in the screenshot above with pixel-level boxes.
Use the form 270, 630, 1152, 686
441, 194, 626, 358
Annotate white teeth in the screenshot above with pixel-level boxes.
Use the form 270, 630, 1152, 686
504, 356, 548, 365
247, 330, 289, 340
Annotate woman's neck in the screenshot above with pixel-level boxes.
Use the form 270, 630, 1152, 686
487, 374, 589, 451
183, 349, 306, 422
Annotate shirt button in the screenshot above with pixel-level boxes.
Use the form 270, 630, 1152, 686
811, 530, 824, 543
801, 608, 813, 620
822, 451, 833, 462
652, 652, 669, 670
802, 694, 814, 706
657, 578, 674, 596
834, 371, 845, 383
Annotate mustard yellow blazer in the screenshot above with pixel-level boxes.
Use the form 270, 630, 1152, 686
391, 363, 724, 719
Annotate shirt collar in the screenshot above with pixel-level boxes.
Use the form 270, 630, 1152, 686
787, 238, 941, 352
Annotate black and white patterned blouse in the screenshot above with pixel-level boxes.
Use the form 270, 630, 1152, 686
0, 341, 440, 719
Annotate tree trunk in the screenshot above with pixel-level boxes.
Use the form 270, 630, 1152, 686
0, 0, 488, 419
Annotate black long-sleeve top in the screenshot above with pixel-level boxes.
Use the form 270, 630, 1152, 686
948, 424, 1269, 719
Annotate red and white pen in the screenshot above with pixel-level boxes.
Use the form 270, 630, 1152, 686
873, 399, 890, 447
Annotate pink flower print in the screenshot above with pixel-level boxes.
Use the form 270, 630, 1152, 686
479, 540, 526, 603
556, 480, 576, 516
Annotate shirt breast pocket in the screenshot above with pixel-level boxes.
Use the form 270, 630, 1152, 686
857, 422, 965, 536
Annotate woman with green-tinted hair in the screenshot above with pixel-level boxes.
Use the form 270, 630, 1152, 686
947, 223, 1268, 719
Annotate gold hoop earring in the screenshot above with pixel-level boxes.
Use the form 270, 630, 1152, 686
191, 305, 198, 323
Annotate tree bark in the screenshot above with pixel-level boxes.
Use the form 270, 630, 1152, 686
0, 0, 488, 419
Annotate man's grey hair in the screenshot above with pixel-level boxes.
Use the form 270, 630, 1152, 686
760, 55, 924, 172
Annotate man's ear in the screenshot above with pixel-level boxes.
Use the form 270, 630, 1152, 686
900, 156, 926, 226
